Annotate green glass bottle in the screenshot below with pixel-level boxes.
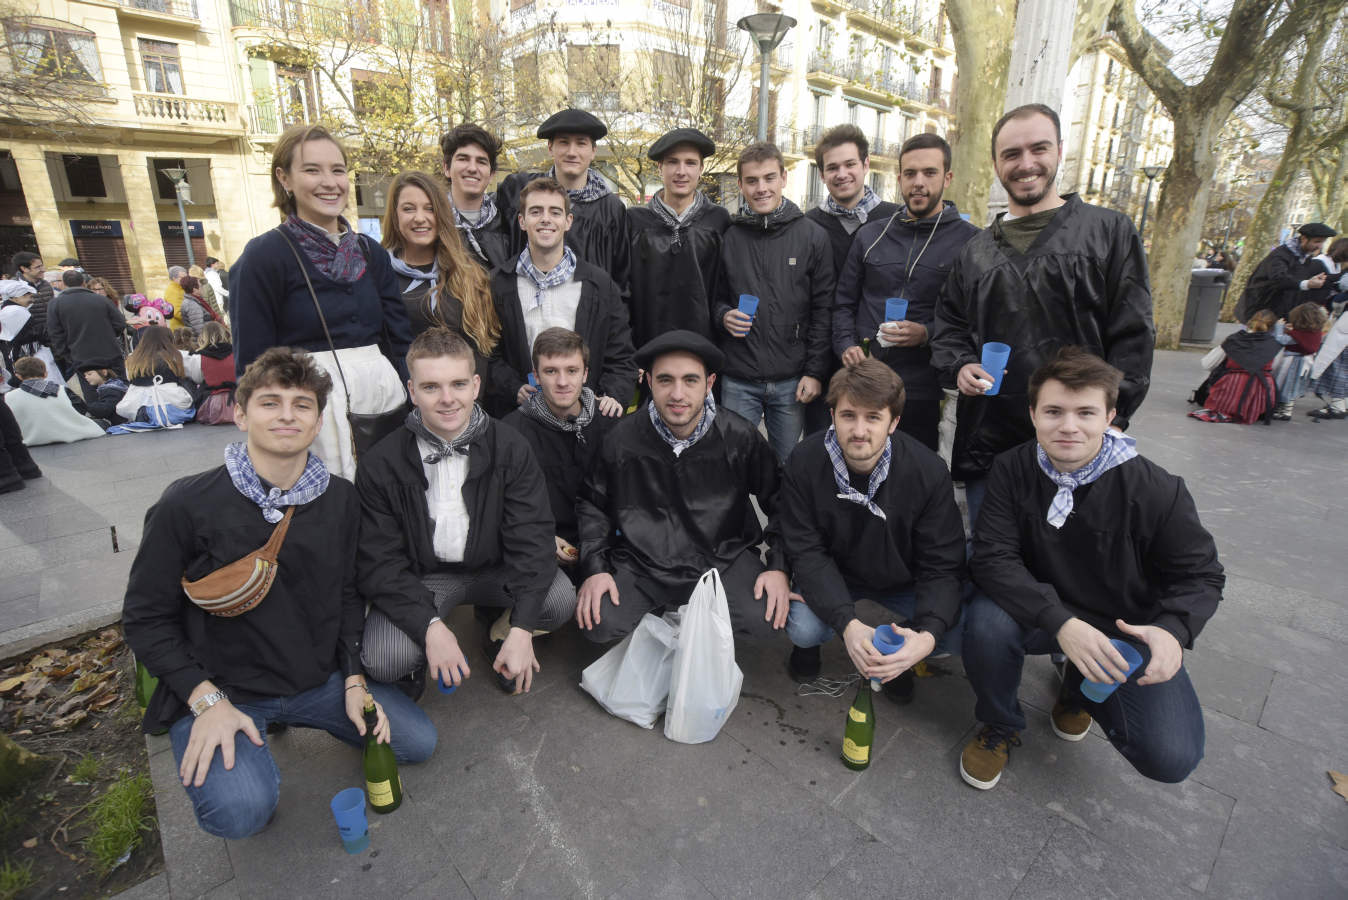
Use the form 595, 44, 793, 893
861, 337, 872, 358
840, 680, 876, 771
362, 699, 402, 813
134, 659, 158, 710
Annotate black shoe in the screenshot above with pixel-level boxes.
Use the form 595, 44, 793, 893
1310, 407, 1347, 420
882, 668, 916, 705
787, 645, 821, 683
394, 667, 427, 702
15, 461, 41, 479
1271, 411, 1291, 421
0, 474, 24, 494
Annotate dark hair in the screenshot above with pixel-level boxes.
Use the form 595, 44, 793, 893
1028, 346, 1122, 410
899, 132, 952, 171
125, 326, 185, 380
61, 269, 85, 288
814, 124, 868, 170
737, 142, 786, 177
826, 359, 906, 418
531, 327, 589, 370
1288, 301, 1328, 332
205, 256, 220, 267
180, 275, 201, 294
172, 328, 197, 350
236, 346, 333, 413
270, 124, 348, 218
440, 123, 501, 174
12, 356, 46, 380
1325, 237, 1348, 264
11, 251, 39, 273
406, 326, 476, 375
991, 103, 1062, 158
518, 176, 571, 218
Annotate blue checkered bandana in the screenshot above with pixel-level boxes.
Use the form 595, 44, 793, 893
224, 441, 330, 524
516, 246, 577, 309
650, 391, 716, 457
1036, 430, 1138, 528
825, 425, 890, 520
549, 167, 612, 203
822, 185, 883, 223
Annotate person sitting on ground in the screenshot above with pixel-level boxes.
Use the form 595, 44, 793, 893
503, 328, 619, 579
575, 329, 791, 644
779, 360, 965, 704
122, 347, 437, 840
959, 348, 1222, 791
83, 368, 129, 425
194, 322, 237, 425
1271, 302, 1329, 421
1309, 306, 1348, 421
178, 276, 221, 336
116, 325, 195, 424
1189, 309, 1282, 424
0, 386, 41, 494
357, 328, 576, 697
6, 356, 105, 443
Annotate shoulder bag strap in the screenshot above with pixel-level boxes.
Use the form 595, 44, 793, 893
258, 506, 296, 563
274, 228, 352, 402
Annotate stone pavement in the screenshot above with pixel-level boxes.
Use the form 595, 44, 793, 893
4, 343, 1347, 899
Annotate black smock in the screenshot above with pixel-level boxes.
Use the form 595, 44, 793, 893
496, 171, 632, 289
1239, 243, 1306, 319
625, 199, 730, 346
503, 406, 618, 546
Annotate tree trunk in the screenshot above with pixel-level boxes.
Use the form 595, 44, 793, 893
944, 0, 1017, 223
0, 731, 50, 796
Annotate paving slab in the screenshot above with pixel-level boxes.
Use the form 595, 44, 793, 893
1205, 800, 1348, 899
1257, 672, 1348, 756
1009, 819, 1204, 899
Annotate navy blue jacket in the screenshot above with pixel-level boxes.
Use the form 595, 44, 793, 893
230, 228, 413, 380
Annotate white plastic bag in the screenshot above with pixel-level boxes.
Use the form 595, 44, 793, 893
580, 610, 680, 729
664, 569, 743, 744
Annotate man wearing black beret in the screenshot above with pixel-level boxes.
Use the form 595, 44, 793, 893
625, 129, 730, 348
1238, 222, 1338, 319
496, 108, 631, 290
574, 329, 792, 645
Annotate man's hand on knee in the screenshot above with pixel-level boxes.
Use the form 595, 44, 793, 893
577, 572, 618, 630
425, 619, 470, 689
180, 685, 262, 788
1115, 619, 1182, 685
754, 570, 791, 629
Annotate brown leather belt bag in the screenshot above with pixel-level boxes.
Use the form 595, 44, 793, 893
180, 507, 294, 617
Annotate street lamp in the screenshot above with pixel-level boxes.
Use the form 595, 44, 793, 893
1138, 163, 1165, 243
160, 166, 195, 269
737, 13, 796, 143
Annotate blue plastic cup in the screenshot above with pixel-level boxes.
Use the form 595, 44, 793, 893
1080, 639, 1144, 703
980, 342, 1012, 396
884, 298, 909, 322
437, 665, 461, 694
870, 624, 906, 691
738, 294, 760, 320
527, 373, 538, 388
330, 787, 370, 854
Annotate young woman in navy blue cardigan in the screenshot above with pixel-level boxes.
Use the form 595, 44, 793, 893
229, 124, 413, 480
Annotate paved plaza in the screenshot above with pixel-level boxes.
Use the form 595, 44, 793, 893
2, 340, 1346, 899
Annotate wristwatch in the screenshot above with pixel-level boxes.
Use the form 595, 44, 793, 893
190, 690, 227, 717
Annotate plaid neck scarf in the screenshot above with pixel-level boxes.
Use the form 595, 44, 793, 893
733, 197, 790, 228
405, 403, 487, 464
224, 441, 330, 524
520, 386, 596, 442
822, 186, 883, 223
449, 192, 498, 261
825, 425, 890, 520
516, 246, 578, 309
649, 191, 707, 250
19, 378, 61, 398
1036, 430, 1138, 529
279, 215, 367, 283
549, 167, 612, 203
649, 392, 716, 457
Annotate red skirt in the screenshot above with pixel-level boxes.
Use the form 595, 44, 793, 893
1205, 363, 1275, 424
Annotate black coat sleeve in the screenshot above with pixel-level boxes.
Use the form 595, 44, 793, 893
576, 441, 617, 580
907, 466, 968, 641
609, 201, 633, 297
597, 281, 637, 404
364, 235, 413, 383
745, 427, 787, 571
47, 298, 68, 362
779, 456, 856, 634
832, 236, 865, 356
1141, 477, 1223, 648
495, 431, 561, 631
805, 230, 836, 380
336, 486, 364, 677
1102, 219, 1155, 430
929, 254, 978, 387
354, 457, 438, 645
230, 236, 283, 377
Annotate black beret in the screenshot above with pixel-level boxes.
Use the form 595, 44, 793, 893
634, 329, 725, 374
58, 258, 80, 267
647, 128, 716, 161
1299, 222, 1337, 238
537, 109, 607, 141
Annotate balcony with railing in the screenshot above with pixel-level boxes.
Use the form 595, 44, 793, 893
133, 92, 242, 132
113, 0, 200, 22
807, 51, 848, 82
229, 0, 382, 41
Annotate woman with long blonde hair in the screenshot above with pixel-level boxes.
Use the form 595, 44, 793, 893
381, 170, 499, 362
115, 325, 194, 425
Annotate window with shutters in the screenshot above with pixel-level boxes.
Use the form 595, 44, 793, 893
4, 18, 102, 82
277, 65, 316, 127
140, 39, 183, 94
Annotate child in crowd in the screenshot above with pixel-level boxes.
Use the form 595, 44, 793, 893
1190, 309, 1281, 424
1309, 307, 1348, 421
7, 356, 105, 444
83, 368, 129, 425
1271, 302, 1329, 420
114, 326, 194, 426
192, 321, 236, 425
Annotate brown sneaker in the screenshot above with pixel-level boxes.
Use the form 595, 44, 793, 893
959, 726, 1021, 790
1051, 701, 1092, 741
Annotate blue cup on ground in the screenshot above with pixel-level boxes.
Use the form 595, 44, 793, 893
980, 342, 1012, 396
330, 787, 369, 854
884, 298, 909, 322
738, 294, 760, 320
1080, 639, 1144, 703
870, 624, 906, 691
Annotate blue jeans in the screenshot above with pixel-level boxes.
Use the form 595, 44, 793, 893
962, 594, 1204, 784
719, 375, 804, 463
786, 589, 963, 657
168, 671, 437, 839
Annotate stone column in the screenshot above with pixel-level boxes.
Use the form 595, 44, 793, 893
118, 151, 167, 292
9, 144, 73, 262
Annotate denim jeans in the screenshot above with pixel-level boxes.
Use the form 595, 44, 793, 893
962, 593, 1204, 784
719, 375, 804, 463
168, 671, 437, 839
786, 588, 963, 657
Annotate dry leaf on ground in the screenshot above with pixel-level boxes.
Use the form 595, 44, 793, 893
1329, 771, 1348, 802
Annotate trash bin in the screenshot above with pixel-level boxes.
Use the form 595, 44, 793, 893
1181, 269, 1229, 344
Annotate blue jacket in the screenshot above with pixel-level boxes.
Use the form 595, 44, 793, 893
230, 228, 413, 380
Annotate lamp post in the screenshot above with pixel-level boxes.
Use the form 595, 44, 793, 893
1138, 163, 1165, 243
736, 13, 796, 143
160, 166, 195, 269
